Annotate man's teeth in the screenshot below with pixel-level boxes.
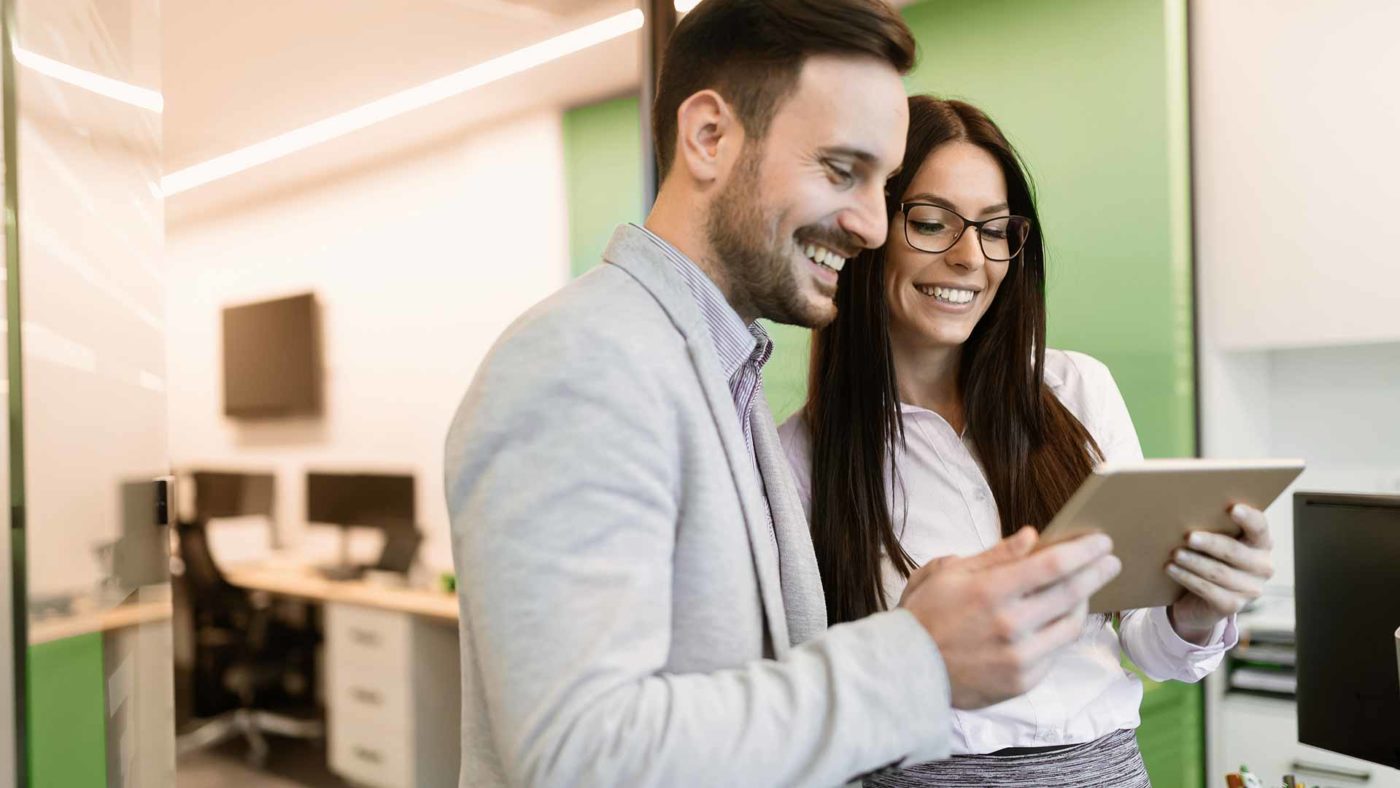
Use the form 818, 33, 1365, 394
916, 285, 976, 305
803, 243, 846, 273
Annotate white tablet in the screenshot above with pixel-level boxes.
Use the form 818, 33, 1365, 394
1039, 458, 1305, 613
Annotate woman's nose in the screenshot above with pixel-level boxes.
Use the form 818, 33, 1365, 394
945, 227, 986, 270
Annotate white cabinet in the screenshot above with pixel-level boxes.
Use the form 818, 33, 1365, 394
1192, 0, 1400, 351
1213, 692, 1400, 788
326, 603, 461, 787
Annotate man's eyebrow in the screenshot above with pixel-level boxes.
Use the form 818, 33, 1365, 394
818, 146, 879, 166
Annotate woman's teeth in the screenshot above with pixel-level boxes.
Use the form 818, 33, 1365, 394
916, 284, 976, 305
803, 243, 846, 273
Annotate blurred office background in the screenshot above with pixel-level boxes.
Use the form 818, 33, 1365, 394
0, 0, 1394, 786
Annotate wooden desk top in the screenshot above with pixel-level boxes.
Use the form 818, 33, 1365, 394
224, 564, 459, 623
30, 591, 174, 645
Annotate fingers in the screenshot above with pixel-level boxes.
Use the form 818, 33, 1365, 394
1171, 548, 1264, 596
1008, 554, 1121, 635
1184, 531, 1274, 579
899, 554, 955, 603
1167, 561, 1246, 614
1012, 600, 1092, 672
991, 532, 1114, 596
1229, 504, 1273, 547
960, 526, 1038, 572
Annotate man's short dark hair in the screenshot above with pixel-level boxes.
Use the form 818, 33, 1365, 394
653, 0, 917, 181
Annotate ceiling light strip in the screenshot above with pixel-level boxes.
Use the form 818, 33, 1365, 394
162, 8, 645, 196
13, 46, 163, 113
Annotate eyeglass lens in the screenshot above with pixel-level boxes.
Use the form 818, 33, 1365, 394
904, 204, 1030, 261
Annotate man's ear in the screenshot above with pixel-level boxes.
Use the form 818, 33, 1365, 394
672, 89, 741, 186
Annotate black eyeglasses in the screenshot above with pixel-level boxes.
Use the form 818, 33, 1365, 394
899, 202, 1032, 262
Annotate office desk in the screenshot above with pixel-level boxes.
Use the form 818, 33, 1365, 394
30, 593, 173, 645
225, 563, 461, 788
223, 564, 458, 621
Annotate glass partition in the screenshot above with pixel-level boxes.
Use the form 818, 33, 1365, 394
7, 0, 171, 783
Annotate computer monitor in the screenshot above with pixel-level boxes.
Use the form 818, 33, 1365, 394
191, 471, 275, 520
306, 472, 416, 577
1294, 491, 1400, 769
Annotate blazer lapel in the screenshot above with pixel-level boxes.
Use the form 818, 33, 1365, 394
751, 398, 828, 646
602, 225, 790, 654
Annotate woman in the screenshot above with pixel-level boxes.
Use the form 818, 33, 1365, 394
778, 96, 1275, 785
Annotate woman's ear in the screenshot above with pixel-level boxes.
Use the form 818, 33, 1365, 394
673, 89, 740, 186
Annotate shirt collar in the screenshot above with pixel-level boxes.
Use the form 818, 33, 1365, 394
631, 224, 770, 381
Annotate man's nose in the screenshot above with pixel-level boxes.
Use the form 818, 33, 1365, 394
838, 183, 889, 251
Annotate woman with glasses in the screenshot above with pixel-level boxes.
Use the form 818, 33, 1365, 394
778, 96, 1274, 785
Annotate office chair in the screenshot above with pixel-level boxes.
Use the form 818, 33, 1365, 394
174, 519, 324, 767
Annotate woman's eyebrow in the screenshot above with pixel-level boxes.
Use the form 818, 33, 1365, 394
902, 192, 957, 210
903, 193, 1010, 217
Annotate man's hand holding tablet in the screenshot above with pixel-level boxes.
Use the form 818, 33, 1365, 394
899, 528, 1122, 709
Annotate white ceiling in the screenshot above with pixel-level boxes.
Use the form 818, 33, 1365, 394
161, 0, 920, 218
163, 0, 638, 204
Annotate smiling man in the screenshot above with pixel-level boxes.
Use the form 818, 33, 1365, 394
444, 1, 1120, 786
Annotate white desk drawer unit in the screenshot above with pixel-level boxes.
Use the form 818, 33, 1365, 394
326, 602, 461, 788
1217, 694, 1400, 787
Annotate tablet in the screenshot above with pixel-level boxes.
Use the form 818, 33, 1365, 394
1039, 458, 1304, 613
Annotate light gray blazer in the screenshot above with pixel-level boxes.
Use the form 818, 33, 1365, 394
444, 225, 951, 787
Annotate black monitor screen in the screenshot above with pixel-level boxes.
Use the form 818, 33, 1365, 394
306, 472, 415, 530
192, 471, 275, 520
1295, 492, 1400, 769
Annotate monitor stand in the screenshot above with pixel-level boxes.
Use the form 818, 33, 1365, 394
317, 526, 364, 581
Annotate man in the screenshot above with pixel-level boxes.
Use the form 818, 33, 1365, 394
444, 1, 1120, 785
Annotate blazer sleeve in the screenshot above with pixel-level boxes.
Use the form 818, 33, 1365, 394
446, 321, 951, 788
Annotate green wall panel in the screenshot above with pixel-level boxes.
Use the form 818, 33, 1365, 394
902, 0, 1196, 459
28, 634, 108, 787
562, 95, 644, 278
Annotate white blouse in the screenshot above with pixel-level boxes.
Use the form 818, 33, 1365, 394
778, 349, 1237, 754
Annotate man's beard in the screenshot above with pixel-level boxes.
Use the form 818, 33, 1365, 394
705, 146, 834, 329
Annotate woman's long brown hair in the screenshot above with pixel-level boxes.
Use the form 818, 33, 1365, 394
804, 96, 1102, 625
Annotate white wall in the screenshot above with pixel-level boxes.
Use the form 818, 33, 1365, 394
1256, 342, 1400, 589
1192, 0, 1400, 350
165, 110, 570, 570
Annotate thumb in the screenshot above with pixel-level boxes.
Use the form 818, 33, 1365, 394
962, 526, 1038, 571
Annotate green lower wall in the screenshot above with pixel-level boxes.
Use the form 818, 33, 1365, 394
561, 0, 1200, 784
28, 634, 108, 787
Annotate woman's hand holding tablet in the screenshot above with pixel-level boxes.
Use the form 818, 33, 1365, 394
1038, 458, 1304, 615
1166, 504, 1275, 644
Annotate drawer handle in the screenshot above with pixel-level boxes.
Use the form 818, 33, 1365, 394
349, 628, 380, 647
349, 687, 382, 706
353, 745, 383, 764
1290, 759, 1370, 782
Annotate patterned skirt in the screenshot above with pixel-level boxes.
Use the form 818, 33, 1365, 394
864, 728, 1151, 787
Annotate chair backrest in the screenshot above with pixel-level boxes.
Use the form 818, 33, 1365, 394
176, 519, 240, 609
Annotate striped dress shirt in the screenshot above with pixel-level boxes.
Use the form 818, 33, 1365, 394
633, 225, 776, 536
